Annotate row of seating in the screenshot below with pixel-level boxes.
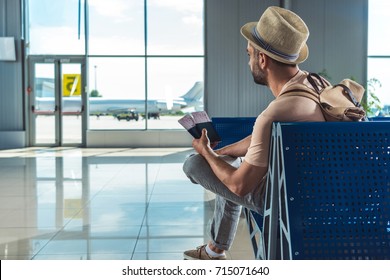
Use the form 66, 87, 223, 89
212, 118, 390, 260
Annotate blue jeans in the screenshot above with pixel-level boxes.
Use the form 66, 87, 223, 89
183, 154, 265, 251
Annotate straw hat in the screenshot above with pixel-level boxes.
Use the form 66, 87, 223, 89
241, 6, 309, 65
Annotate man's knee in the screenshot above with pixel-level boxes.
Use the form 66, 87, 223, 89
183, 153, 208, 178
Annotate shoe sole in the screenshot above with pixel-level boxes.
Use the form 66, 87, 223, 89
183, 253, 200, 260
183, 253, 226, 260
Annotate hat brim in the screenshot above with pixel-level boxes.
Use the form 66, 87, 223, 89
240, 22, 308, 65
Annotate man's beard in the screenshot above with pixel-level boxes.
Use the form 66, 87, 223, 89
252, 63, 267, 86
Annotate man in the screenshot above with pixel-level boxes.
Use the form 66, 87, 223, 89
183, 6, 325, 260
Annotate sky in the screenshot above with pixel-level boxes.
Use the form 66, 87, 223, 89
28, 0, 204, 101
28, 0, 390, 105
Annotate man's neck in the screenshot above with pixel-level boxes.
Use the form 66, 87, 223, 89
269, 67, 300, 97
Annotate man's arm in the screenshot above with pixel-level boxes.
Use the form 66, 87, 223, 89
214, 135, 252, 157
193, 129, 267, 197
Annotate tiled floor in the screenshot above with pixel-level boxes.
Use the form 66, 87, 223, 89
0, 147, 254, 260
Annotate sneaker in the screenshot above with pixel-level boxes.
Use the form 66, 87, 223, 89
183, 244, 226, 260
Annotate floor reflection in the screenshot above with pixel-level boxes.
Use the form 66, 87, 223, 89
0, 147, 253, 260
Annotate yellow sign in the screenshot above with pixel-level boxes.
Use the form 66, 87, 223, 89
63, 74, 82, 96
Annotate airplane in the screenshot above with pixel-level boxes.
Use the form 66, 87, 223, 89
33, 81, 204, 117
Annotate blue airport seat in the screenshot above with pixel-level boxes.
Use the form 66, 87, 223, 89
211, 117, 265, 259
244, 208, 266, 259
270, 122, 390, 259
211, 117, 256, 149
369, 117, 390, 121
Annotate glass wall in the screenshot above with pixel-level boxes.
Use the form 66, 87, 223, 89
28, 0, 204, 130
367, 0, 390, 117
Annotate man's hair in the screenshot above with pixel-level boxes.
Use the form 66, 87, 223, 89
252, 45, 297, 68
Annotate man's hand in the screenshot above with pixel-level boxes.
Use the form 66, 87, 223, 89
192, 129, 213, 156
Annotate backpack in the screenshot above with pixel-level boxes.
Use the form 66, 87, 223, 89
281, 73, 368, 122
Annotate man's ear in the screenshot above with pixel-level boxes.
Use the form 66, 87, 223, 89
258, 52, 268, 69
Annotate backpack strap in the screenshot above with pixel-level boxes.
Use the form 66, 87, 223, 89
336, 83, 362, 108
279, 72, 332, 104
279, 84, 321, 105
306, 73, 331, 93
